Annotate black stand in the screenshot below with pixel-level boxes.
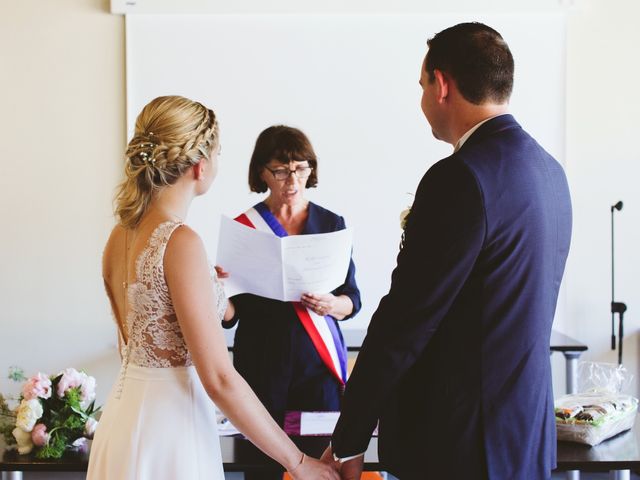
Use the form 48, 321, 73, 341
610, 201, 626, 365
612, 301, 627, 365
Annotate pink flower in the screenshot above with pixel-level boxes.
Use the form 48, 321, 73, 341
56, 368, 97, 408
56, 368, 84, 398
22, 373, 52, 401
31, 423, 50, 447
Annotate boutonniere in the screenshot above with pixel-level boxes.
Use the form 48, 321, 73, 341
399, 193, 415, 231
399, 194, 414, 249
399, 207, 411, 230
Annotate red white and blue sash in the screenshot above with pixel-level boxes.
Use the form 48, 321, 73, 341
235, 202, 347, 385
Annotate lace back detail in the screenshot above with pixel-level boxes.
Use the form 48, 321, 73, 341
115, 221, 227, 398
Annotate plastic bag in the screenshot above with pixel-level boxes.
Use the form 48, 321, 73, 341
555, 362, 638, 446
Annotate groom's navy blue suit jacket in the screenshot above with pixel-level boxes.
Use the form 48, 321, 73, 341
332, 115, 572, 480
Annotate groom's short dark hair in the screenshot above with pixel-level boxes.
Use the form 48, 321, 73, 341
425, 22, 514, 105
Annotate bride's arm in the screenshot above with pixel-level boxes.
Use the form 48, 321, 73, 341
102, 226, 127, 360
164, 226, 338, 480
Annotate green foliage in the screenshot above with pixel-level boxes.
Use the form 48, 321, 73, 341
65, 388, 83, 415
35, 433, 66, 459
63, 411, 86, 431
7, 366, 26, 383
0, 424, 16, 446
0, 393, 17, 446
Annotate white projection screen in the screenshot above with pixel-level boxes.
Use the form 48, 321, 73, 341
125, 13, 566, 330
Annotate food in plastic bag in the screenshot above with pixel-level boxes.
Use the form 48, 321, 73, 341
555, 363, 638, 446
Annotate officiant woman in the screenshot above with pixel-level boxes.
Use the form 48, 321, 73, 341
218, 125, 361, 434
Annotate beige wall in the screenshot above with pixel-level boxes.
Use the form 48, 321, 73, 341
0, 0, 124, 408
564, 0, 640, 391
1, 0, 640, 455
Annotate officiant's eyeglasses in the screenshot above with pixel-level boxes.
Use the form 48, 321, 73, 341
264, 165, 313, 181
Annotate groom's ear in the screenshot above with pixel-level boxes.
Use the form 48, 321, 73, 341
433, 69, 449, 103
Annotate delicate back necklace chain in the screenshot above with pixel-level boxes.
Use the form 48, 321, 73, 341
123, 229, 130, 292
120, 227, 138, 345
123, 226, 139, 292
119, 212, 184, 343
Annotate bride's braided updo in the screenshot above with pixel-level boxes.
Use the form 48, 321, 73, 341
115, 96, 219, 228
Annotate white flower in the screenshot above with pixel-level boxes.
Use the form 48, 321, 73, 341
12, 427, 34, 455
80, 375, 96, 409
71, 437, 89, 453
15, 398, 43, 433
400, 207, 411, 230
84, 417, 98, 438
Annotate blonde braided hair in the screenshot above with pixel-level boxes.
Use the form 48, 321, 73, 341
115, 96, 219, 228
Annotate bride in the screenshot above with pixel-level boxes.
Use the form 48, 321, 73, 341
87, 95, 339, 480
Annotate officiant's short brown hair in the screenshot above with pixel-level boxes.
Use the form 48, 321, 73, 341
248, 125, 318, 193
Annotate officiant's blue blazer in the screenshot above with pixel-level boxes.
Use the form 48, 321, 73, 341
332, 114, 572, 480
226, 202, 361, 425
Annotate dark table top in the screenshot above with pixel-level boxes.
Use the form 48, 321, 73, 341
4, 416, 639, 474
0, 436, 377, 473
555, 415, 640, 471
550, 330, 588, 353
1, 448, 89, 472
226, 328, 587, 353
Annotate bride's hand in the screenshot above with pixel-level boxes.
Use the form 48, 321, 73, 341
289, 454, 340, 480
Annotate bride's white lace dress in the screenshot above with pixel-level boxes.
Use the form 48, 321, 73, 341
87, 221, 227, 479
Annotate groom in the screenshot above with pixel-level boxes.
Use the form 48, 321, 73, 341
324, 23, 572, 479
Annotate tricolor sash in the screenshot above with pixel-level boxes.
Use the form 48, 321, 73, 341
235, 202, 347, 385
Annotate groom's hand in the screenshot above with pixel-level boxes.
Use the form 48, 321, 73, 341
320, 446, 335, 464
339, 456, 363, 480
321, 446, 364, 480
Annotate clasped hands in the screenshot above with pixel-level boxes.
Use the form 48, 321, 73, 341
288, 446, 363, 480
214, 265, 338, 317
286, 446, 362, 480
319, 446, 364, 480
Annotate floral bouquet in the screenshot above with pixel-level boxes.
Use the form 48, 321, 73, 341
0, 367, 100, 458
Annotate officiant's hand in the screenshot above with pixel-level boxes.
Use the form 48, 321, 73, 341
214, 265, 230, 279
301, 293, 354, 321
214, 265, 237, 325
301, 292, 337, 317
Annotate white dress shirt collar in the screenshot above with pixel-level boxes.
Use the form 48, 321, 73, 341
453, 113, 508, 152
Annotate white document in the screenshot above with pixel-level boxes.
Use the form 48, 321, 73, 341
300, 411, 340, 436
216, 411, 241, 436
216, 216, 353, 302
